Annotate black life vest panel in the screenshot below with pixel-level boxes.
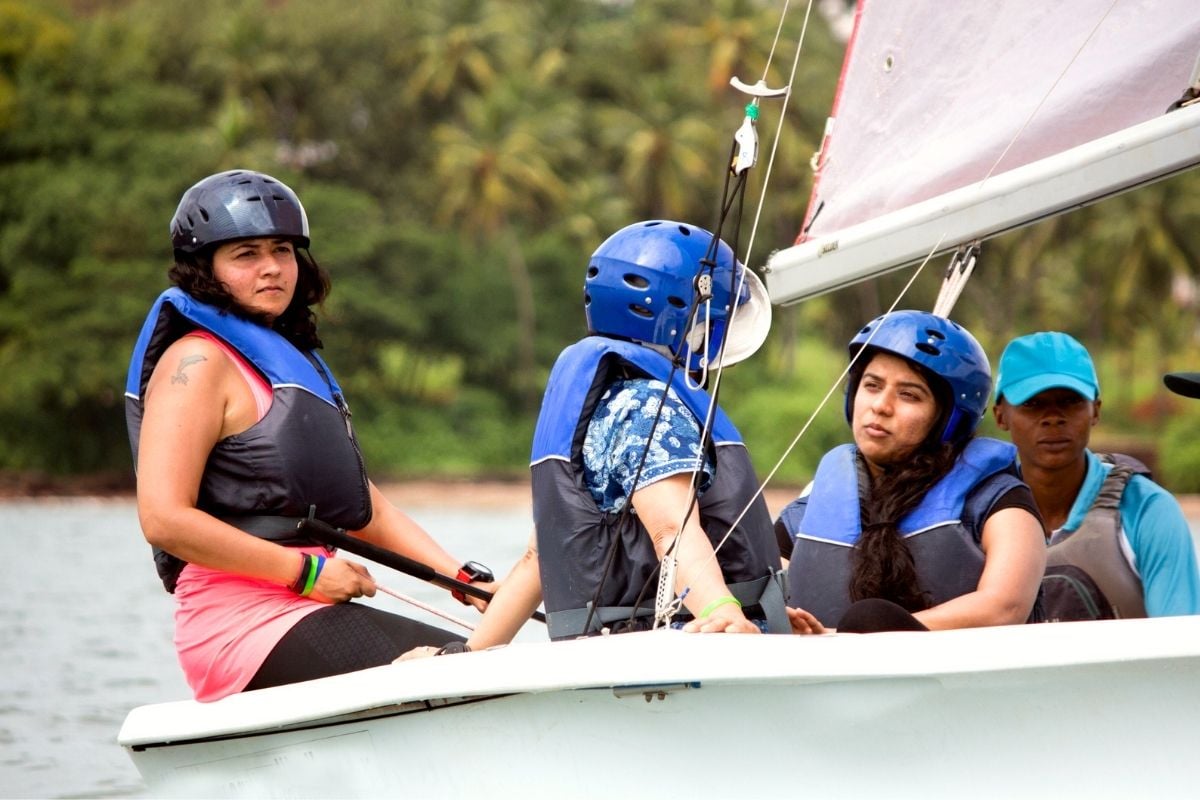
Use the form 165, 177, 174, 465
530, 337, 787, 639
125, 288, 371, 592
1043, 454, 1150, 621
781, 438, 1033, 626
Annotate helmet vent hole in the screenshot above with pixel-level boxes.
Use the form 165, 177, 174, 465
247, 195, 262, 203
584, 292, 591, 306
916, 342, 941, 356
624, 273, 650, 290
586, 266, 599, 279
923, 328, 947, 341
668, 295, 686, 309
629, 304, 654, 318
198, 208, 209, 222
676, 225, 691, 236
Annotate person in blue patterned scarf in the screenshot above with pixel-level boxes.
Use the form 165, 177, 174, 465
581, 377, 716, 514
399, 220, 810, 660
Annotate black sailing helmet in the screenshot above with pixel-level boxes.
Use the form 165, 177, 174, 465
170, 169, 310, 256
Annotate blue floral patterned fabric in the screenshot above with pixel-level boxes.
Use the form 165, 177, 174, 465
582, 377, 714, 512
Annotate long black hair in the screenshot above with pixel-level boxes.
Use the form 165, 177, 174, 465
845, 348, 969, 611
168, 243, 330, 351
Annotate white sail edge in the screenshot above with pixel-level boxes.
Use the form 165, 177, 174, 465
764, 104, 1200, 307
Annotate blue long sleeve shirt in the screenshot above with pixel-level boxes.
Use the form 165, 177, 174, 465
1059, 450, 1200, 616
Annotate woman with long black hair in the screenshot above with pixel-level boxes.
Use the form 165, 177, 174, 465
774, 311, 1046, 633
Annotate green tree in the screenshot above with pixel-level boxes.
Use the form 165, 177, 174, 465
431, 73, 580, 408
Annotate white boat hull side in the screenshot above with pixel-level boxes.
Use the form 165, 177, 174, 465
122, 617, 1200, 798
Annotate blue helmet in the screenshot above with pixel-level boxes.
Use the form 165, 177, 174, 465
584, 220, 770, 370
170, 169, 309, 256
846, 310, 991, 444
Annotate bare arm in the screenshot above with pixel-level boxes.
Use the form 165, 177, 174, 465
137, 336, 375, 602
465, 533, 543, 650
396, 533, 542, 661
913, 507, 1046, 630
633, 474, 759, 634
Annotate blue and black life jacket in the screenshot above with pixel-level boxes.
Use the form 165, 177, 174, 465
530, 336, 788, 639
125, 288, 371, 592
781, 438, 1036, 626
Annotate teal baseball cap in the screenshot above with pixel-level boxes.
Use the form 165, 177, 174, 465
995, 332, 1099, 404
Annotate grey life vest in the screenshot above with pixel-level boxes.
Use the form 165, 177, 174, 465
1043, 455, 1149, 621
125, 288, 372, 592
530, 337, 788, 639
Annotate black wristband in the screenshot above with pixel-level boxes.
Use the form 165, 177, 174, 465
435, 641, 471, 656
289, 553, 312, 594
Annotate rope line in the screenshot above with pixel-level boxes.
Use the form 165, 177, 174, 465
655, 0, 818, 621
703, 2, 1125, 571
377, 584, 477, 631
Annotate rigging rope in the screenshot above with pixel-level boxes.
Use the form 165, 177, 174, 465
932, 242, 980, 319
675, 0, 1130, 617
977, 0, 1120, 187
377, 584, 477, 631
367, 2, 1136, 639
930, 0, 1117, 317
650, 0, 817, 627
705, 235, 946, 562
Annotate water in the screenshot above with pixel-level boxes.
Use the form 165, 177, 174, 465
5, 499, 1200, 799
0, 498, 536, 800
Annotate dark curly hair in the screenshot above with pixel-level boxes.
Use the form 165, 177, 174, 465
167, 243, 330, 351
845, 349, 968, 612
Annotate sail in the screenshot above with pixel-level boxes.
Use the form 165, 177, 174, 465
766, 0, 1200, 305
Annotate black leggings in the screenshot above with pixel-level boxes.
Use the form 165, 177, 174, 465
244, 603, 464, 691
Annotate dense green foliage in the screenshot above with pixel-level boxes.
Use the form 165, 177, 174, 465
3, 0, 1200, 491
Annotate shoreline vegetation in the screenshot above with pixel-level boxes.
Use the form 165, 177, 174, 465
1, 469, 809, 516
6, 2, 1200, 494
8, 470, 1200, 521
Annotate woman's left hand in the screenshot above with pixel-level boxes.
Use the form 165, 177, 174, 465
394, 645, 440, 663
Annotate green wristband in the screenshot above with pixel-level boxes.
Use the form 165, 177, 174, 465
699, 595, 742, 619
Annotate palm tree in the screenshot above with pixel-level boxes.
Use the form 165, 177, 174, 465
591, 78, 719, 222
432, 75, 580, 409
401, 0, 503, 106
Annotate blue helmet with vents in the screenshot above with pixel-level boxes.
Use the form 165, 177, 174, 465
584, 220, 770, 371
170, 169, 309, 256
847, 310, 992, 444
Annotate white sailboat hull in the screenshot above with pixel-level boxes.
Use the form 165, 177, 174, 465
120, 616, 1200, 798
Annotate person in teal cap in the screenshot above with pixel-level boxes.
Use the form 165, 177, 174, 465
993, 331, 1200, 620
